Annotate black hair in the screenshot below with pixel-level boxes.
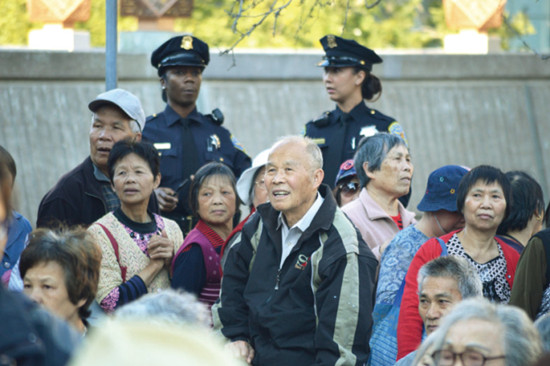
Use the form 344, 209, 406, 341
497, 171, 544, 235
188, 162, 239, 218
107, 139, 160, 183
354, 66, 382, 101
456, 165, 512, 220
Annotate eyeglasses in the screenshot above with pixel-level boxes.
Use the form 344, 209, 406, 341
339, 182, 359, 196
254, 179, 267, 191
432, 349, 506, 366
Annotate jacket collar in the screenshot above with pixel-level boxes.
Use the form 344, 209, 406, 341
358, 188, 415, 225
164, 104, 203, 127
258, 184, 337, 239
333, 100, 370, 123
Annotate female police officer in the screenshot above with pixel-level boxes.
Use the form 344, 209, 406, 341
143, 35, 251, 233
305, 35, 408, 191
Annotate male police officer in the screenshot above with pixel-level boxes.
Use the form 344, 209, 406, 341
305, 35, 407, 189
143, 35, 251, 232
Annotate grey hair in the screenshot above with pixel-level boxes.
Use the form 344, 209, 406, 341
354, 132, 407, 188
417, 256, 483, 299
437, 298, 542, 366
411, 328, 446, 365
115, 289, 210, 328
534, 312, 550, 352
272, 135, 323, 171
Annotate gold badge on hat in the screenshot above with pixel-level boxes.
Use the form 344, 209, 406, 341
180, 35, 193, 50
327, 35, 337, 48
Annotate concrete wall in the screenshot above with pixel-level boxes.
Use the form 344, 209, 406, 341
1, 50, 549, 226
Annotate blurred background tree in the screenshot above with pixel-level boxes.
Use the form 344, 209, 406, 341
0, 0, 536, 51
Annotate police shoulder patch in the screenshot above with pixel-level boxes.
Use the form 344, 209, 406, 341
388, 122, 408, 146
311, 111, 331, 127
230, 134, 247, 153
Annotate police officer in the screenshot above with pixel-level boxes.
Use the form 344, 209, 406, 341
143, 35, 251, 233
305, 35, 408, 189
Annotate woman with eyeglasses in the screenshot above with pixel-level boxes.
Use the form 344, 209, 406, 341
332, 159, 360, 207
342, 133, 416, 260
427, 298, 541, 366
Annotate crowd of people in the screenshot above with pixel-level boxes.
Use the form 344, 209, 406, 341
1, 33, 550, 366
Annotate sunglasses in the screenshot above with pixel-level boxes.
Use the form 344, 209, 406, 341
339, 182, 359, 196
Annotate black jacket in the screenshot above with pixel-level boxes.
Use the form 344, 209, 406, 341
37, 157, 158, 228
0, 285, 80, 366
213, 185, 378, 366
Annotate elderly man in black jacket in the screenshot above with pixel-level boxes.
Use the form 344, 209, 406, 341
37, 88, 158, 228
213, 136, 378, 366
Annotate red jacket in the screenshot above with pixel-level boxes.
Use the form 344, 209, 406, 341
396, 230, 520, 360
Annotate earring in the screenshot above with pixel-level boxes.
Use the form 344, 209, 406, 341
162, 86, 166, 90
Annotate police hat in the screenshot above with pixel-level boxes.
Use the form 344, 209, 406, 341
318, 35, 382, 70
151, 35, 210, 76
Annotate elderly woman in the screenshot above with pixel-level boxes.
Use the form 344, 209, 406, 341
497, 171, 545, 253
430, 298, 542, 366
88, 140, 183, 313
20, 227, 101, 334
396, 165, 521, 360
342, 132, 415, 259
171, 162, 238, 306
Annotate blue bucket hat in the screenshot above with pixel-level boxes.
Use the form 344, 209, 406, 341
417, 165, 469, 212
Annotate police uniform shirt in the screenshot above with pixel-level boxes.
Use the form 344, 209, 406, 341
305, 101, 407, 188
142, 104, 251, 215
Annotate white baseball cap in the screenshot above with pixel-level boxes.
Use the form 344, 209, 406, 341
88, 88, 146, 132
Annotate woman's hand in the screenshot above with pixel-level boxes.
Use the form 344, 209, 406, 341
148, 230, 174, 268
225, 340, 255, 364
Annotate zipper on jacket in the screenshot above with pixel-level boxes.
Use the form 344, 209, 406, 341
274, 269, 281, 290
264, 268, 282, 304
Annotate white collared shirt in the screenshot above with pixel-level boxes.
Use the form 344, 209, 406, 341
277, 192, 324, 268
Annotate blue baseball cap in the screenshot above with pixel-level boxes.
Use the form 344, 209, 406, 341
335, 159, 357, 186
417, 165, 469, 212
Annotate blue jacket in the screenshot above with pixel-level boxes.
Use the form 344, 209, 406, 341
1, 211, 32, 279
